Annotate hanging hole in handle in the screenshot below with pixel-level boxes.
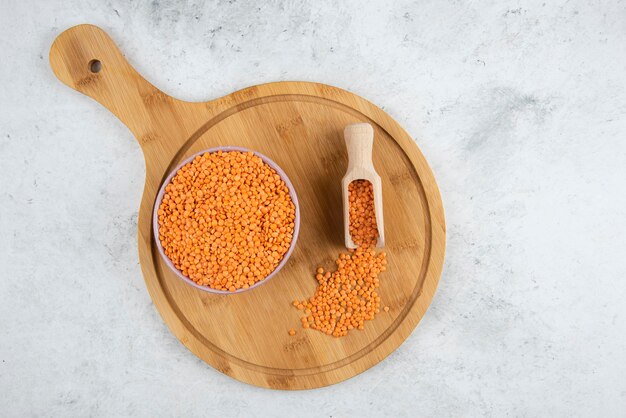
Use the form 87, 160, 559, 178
88, 59, 102, 73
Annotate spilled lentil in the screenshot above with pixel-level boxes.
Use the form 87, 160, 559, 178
157, 151, 296, 292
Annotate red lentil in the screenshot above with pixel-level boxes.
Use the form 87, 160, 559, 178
157, 151, 295, 292
294, 179, 387, 337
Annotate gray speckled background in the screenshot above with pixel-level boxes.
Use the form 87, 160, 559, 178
1, 0, 626, 416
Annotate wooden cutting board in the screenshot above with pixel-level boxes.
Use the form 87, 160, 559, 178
49, 24, 446, 390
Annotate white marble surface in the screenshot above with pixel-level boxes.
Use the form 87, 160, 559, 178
1, 0, 626, 416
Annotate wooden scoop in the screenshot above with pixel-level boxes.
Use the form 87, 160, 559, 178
342, 123, 385, 249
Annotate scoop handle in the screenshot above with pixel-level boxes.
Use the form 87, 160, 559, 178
344, 123, 374, 173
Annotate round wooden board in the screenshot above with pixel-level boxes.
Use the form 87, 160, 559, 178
50, 25, 446, 390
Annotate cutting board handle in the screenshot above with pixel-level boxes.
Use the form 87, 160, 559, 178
49, 24, 189, 146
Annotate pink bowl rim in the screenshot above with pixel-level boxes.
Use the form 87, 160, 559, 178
152, 146, 301, 295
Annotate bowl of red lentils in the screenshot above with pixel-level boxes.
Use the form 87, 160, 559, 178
153, 146, 300, 294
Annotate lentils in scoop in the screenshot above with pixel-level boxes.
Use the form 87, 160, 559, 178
157, 151, 296, 292
292, 179, 387, 337
348, 180, 379, 247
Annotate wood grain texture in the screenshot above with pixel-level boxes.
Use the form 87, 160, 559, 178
49, 24, 446, 390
